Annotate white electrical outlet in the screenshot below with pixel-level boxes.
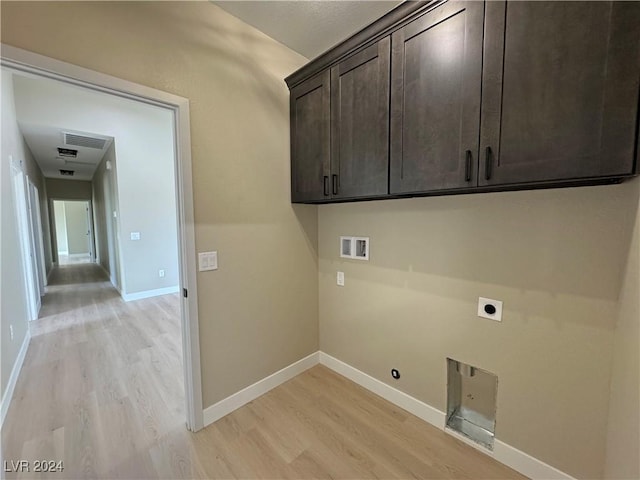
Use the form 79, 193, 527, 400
337, 271, 345, 286
10, 324, 14, 341
159, 269, 165, 278
478, 297, 503, 321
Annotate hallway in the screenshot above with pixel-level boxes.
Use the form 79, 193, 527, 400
2, 263, 185, 478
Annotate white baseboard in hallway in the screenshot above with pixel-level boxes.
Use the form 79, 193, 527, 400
203, 351, 319, 427
121, 286, 179, 302
1, 330, 31, 428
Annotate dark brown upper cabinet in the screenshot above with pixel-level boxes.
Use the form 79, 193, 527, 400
479, 1, 640, 186
390, 1, 484, 194
290, 71, 330, 203
286, 1, 640, 204
331, 37, 391, 200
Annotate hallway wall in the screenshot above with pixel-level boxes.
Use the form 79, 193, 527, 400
46, 178, 92, 201
92, 143, 121, 288
0, 70, 46, 407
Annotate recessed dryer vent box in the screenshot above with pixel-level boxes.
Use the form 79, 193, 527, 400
446, 358, 498, 450
340, 236, 369, 260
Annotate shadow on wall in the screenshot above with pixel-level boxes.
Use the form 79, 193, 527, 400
319, 181, 640, 304
292, 204, 319, 265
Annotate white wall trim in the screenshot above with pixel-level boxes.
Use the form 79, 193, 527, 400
199, 351, 574, 479
319, 352, 445, 428
203, 352, 319, 427
1, 330, 31, 428
493, 440, 575, 480
121, 285, 179, 302
319, 352, 575, 480
1, 44, 204, 432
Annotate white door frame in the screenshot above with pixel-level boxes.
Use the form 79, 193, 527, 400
10, 160, 40, 320
27, 179, 47, 291
84, 200, 95, 262
1, 45, 204, 431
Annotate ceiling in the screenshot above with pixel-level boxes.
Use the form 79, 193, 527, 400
213, 1, 403, 59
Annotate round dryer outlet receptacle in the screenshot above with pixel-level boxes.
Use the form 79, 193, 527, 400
484, 304, 497, 315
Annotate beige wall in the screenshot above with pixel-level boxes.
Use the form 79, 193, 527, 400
46, 178, 92, 201
605, 178, 640, 479
1, 1, 318, 406
318, 183, 638, 479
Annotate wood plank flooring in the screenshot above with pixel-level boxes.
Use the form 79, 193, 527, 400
2, 263, 526, 479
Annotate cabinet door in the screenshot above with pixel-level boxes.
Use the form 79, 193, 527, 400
480, 1, 640, 186
290, 71, 331, 202
331, 37, 390, 199
390, 1, 484, 194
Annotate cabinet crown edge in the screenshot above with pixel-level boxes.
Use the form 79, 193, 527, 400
285, 0, 442, 89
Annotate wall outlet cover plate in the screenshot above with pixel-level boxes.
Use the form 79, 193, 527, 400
477, 297, 503, 321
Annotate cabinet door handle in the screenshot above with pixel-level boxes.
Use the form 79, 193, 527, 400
465, 150, 472, 182
332, 174, 338, 195
323, 176, 329, 196
485, 146, 493, 181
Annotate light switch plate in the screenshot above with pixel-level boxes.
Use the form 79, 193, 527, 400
130, 232, 140, 241
478, 297, 503, 321
337, 271, 345, 286
198, 251, 218, 271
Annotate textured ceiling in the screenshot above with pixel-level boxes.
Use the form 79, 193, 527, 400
213, 1, 403, 59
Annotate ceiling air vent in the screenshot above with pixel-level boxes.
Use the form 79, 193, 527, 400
64, 133, 107, 150
57, 147, 78, 158
59, 169, 75, 176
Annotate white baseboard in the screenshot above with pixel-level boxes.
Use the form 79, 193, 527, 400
203, 351, 319, 427
493, 440, 574, 480
121, 285, 179, 302
1, 330, 31, 428
318, 352, 445, 428
199, 350, 574, 479
318, 352, 574, 480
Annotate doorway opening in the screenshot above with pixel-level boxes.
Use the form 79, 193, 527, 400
1, 45, 203, 431
52, 200, 94, 266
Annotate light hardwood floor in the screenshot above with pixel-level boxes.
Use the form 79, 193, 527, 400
2, 263, 526, 479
